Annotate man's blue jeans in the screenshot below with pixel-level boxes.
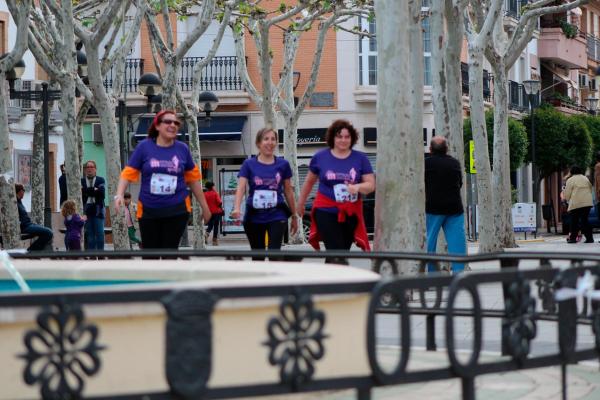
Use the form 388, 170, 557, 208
22, 224, 53, 251
426, 213, 466, 273
85, 217, 105, 250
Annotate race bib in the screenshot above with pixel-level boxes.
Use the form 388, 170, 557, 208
150, 173, 177, 195
252, 190, 277, 209
333, 183, 357, 203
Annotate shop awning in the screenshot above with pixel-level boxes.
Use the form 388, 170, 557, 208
133, 116, 246, 144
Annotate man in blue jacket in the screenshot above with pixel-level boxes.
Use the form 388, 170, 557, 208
81, 160, 105, 250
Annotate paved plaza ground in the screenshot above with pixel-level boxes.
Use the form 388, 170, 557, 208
210, 233, 600, 399
48, 232, 600, 399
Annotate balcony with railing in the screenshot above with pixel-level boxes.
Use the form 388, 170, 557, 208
178, 56, 243, 92
460, 62, 493, 102
538, 17, 587, 69
509, 80, 528, 112
587, 33, 600, 62
543, 91, 587, 114
103, 58, 144, 93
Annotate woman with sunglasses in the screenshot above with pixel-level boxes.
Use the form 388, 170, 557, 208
114, 110, 211, 249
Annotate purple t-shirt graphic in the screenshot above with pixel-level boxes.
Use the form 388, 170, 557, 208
309, 149, 374, 213
128, 139, 196, 211
239, 156, 292, 224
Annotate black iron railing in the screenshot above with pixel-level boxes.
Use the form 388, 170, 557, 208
2, 250, 600, 400
179, 56, 243, 92
587, 33, 600, 62
461, 62, 493, 101
509, 80, 528, 111
103, 58, 144, 93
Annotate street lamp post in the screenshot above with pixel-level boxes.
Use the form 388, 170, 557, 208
522, 79, 542, 227
138, 73, 162, 112
5, 52, 87, 232
198, 91, 219, 127
7, 65, 60, 230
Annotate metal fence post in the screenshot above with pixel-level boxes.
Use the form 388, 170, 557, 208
426, 314, 437, 351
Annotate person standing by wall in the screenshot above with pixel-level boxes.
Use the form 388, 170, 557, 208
424, 136, 466, 273
297, 119, 375, 261
81, 160, 106, 250
58, 164, 67, 207
15, 183, 53, 251
114, 110, 211, 249
204, 181, 224, 246
231, 128, 298, 258
564, 165, 594, 244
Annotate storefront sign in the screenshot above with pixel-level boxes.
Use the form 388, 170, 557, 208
277, 128, 327, 146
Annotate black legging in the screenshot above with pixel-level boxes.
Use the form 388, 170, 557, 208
243, 220, 287, 260
314, 209, 358, 264
139, 213, 189, 249
569, 206, 593, 242
206, 214, 222, 240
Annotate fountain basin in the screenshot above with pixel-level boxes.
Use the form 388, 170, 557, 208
0, 259, 379, 399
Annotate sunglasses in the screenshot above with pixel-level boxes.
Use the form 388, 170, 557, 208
160, 119, 181, 127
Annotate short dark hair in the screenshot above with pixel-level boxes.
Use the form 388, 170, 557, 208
325, 119, 358, 148
124, 192, 132, 199
14, 183, 24, 194
570, 165, 584, 175
148, 110, 178, 139
205, 181, 215, 190
596, 151, 600, 162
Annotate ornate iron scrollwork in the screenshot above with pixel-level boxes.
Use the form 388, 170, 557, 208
502, 277, 537, 363
163, 290, 216, 400
19, 301, 105, 399
264, 290, 328, 389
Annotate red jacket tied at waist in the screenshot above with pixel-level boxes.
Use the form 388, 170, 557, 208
308, 191, 371, 251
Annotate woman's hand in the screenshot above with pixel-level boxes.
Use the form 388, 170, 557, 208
290, 215, 299, 235
113, 194, 124, 212
230, 209, 241, 220
347, 183, 360, 196
203, 209, 212, 224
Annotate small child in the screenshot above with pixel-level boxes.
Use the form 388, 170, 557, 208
61, 200, 86, 251
124, 192, 142, 248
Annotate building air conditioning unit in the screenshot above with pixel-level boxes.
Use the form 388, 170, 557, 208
92, 123, 103, 144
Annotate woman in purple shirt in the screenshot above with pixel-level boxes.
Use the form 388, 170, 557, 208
115, 110, 211, 249
298, 119, 375, 255
231, 128, 298, 256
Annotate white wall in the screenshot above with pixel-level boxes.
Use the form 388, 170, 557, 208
178, 17, 235, 58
